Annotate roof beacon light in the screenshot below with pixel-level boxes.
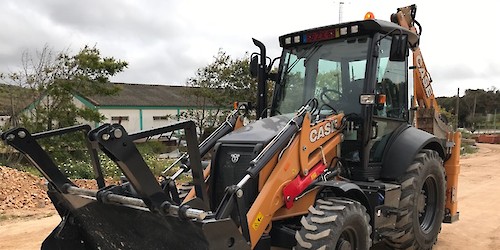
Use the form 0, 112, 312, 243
364, 12, 375, 20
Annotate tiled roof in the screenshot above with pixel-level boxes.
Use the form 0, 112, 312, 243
80, 83, 210, 108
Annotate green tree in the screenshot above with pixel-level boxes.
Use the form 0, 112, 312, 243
182, 50, 259, 138
1, 45, 128, 170
437, 87, 500, 129
5, 45, 127, 132
276, 71, 305, 114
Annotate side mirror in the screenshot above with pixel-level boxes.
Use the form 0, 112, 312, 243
250, 55, 259, 78
268, 72, 278, 82
389, 34, 408, 62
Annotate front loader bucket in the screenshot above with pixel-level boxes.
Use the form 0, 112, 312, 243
42, 189, 247, 250
1, 122, 249, 250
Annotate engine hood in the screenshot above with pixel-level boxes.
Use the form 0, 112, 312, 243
217, 114, 293, 145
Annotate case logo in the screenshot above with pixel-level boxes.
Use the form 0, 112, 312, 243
309, 119, 337, 143
230, 153, 241, 163
416, 54, 434, 98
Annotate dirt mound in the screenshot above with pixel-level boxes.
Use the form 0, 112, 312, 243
0, 166, 50, 212
0, 166, 116, 214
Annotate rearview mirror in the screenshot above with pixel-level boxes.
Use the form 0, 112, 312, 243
250, 55, 259, 78
389, 34, 408, 62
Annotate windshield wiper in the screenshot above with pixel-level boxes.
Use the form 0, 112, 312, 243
285, 43, 322, 74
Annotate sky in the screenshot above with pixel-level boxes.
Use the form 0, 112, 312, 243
1, 0, 499, 97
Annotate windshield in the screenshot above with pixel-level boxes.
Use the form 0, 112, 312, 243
273, 37, 371, 116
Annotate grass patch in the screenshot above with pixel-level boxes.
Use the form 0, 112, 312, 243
16, 165, 43, 177
461, 143, 478, 155
0, 213, 23, 222
0, 211, 56, 224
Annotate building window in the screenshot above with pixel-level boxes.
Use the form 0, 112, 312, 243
153, 116, 169, 121
111, 116, 129, 121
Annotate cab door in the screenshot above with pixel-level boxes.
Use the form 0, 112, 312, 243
369, 37, 409, 164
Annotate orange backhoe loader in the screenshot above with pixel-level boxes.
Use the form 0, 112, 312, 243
1, 4, 459, 250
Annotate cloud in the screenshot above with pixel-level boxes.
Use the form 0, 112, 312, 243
0, 0, 499, 97
431, 64, 481, 81
28, 1, 182, 37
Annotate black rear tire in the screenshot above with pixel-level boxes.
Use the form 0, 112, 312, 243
295, 198, 372, 250
385, 149, 446, 249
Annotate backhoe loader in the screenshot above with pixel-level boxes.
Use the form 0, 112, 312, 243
1, 4, 460, 250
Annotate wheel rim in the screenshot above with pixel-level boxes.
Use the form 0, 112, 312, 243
336, 226, 358, 250
418, 175, 438, 233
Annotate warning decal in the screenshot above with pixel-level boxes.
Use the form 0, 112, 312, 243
252, 212, 264, 230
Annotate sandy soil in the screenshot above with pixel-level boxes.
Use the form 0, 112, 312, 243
0, 143, 499, 250
0, 213, 59, 250
434, 143, 500, 250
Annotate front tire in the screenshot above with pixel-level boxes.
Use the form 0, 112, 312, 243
385, 149, 446, 249
295, 198, 372, 250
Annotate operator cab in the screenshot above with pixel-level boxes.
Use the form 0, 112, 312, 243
272, 36, 367, 116
270, 19, 418, 180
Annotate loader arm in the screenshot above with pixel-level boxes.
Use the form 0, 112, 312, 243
0, 109, 252, 250
245, 112, 344, 248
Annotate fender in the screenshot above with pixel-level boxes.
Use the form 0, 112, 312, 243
315, 181, 371, 213
381, 125, 445, 180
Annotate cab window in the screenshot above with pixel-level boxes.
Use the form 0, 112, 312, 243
374, 38, 407, 119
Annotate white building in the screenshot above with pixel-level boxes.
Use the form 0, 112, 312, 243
15, 82, 228, 137
73, 83, 217, 133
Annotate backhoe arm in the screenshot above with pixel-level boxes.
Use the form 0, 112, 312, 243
391, 5, 440, 112
392, 5, 461, 223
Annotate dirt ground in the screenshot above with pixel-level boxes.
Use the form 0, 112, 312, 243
434, 143, 500, 250
0, 143, 499, 249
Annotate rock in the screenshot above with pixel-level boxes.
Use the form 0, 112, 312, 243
36, 200, 46, 208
